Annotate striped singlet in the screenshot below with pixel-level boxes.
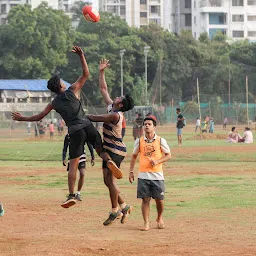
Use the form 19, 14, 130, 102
102, 105, 127, 157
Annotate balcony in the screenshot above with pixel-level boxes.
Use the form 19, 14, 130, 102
200, 0, 226, 13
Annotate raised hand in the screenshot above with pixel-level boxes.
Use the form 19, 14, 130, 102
71, 46, 84, 57
99, 59, 110, 72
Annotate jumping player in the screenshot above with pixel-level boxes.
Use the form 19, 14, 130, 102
87, 59, 134, 226
12, 46, 122, 208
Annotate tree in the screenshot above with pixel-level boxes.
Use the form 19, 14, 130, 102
0, 3, 74, 79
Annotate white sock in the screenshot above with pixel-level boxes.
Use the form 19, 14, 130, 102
119, 203, 126, 210
112, 207, 118, 213
76, 191, 80, 195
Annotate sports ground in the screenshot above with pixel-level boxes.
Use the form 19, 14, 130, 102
0, 125, 255, 256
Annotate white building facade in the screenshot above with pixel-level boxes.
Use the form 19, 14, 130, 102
170, 0, 256, 40
98, 0, 171, 30
0, 0, 86, 25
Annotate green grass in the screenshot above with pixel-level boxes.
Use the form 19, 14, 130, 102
0, 128, 255, 220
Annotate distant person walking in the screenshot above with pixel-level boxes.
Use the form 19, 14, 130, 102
209, 117, 214, 133
133, 112, 143, 140
223, 117, 228, 129
49, 121, 54, 139
194, 117, 201, 132
176, 108, 185, 146
129, 116, 171, 231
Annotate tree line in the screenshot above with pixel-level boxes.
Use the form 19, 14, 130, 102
0, 2, 255, 107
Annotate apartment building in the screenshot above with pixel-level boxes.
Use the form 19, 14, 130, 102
98, 0, 171, 30
0, 0, 82, 25
170, 0, 256, 40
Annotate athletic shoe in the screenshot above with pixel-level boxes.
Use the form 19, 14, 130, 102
120, 205, 132, 224
61, 195, 76, 208
103, 211, 123, 226
107, 160, 123, 179
0, 203, 4, 217
75, 193, 82, 201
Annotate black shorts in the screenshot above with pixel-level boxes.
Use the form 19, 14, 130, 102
137, 179, 165, 200
69, 124, 102, 159
67, 161, 86, 171
102, 150, 124, 169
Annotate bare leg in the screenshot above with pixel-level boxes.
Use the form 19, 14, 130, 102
103, 168, 123, 209
77, 168, 85, 192
68, 157, 80, 194
141, 197, 151, 231
155, 199, 165, 229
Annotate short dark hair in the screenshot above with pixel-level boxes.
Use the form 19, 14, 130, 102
143, 116, 157, 126
120, 94, 134, 112
231, 127, 236, 132
47, 75, 61, 94
245, 127, 250, 131
176, 108, 181, 112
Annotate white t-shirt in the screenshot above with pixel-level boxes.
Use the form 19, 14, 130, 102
196, 119, 201, 126
133, 134, 170, 180
243, 130, 253, 143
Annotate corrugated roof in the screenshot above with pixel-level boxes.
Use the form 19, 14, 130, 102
0, 80, 71, 91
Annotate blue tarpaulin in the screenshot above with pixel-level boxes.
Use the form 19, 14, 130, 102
0, 80, 71, 91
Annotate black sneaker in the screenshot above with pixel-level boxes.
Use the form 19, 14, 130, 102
75, 193, 82, 201
61, 195, 76, 208
121, 205, 132, 224
103, 211, 123, 226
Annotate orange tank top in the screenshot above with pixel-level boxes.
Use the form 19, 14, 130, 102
139, 136, 163, 173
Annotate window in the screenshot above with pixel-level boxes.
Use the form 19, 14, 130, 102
140, 12, 147, 17
185, 14, 191, 26
248, 31, 256, 37
194, 16, 196, 24
64, 4, 68, 12
10, 4, 18, 9
232, 15, 244, 22
194, 1, 196, 8
232, 0, 244, 6
219, 15, 226, 24
1, 4, 6, 14
1, 18, 6, 25
248, 0, 256, 5
248, 15, 256, 21
140, 0, 147, 4
120, 6, 125, 15
107, 6, 118, 14
185, 0, 191, 8
150, 6, 160, 15
232, 30, 244, 37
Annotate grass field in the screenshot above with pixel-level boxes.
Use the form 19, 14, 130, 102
0, 125, 256, 256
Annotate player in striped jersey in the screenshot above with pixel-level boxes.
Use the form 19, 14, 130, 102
62, 134, 95, 201
87, 59, 134, 226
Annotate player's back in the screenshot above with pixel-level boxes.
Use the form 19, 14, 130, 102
52, 88, 91, 133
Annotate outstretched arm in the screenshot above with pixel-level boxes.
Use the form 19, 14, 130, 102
12, 103, 53, 122
99, 59, 113, 105
70, 46, 90, 97
87, 112, 119, 123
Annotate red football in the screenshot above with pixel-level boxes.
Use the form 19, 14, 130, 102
82, 5, 100, 23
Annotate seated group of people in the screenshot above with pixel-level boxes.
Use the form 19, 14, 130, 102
227, 127, 253, 143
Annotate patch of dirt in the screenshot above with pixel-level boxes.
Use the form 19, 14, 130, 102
1, 163, 256, 256
186, 133, 228, 140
